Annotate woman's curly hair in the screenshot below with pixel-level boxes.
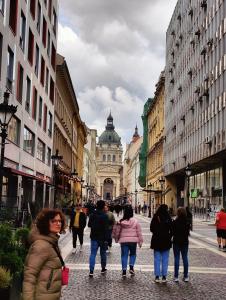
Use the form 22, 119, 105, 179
35, 208, 67, 235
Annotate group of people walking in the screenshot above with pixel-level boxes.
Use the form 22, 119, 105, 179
21, 201, 191, 299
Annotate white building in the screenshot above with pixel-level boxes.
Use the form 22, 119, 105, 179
123, 126, 144, 207
96, 113, 123, 201
0, 0, 58, 217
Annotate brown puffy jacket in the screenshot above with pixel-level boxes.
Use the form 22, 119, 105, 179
22, 227, 62, 300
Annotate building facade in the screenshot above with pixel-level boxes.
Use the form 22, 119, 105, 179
164, 0, 226, 212
123, 126, 144, 208
54, 53, 87, 206
96, 113, 123, 201
0, 0, 58, 216
83, 127, 97, 203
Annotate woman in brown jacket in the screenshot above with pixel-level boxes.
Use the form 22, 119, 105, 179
22, 208, 66, 300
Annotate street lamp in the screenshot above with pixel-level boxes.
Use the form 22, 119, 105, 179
0, 91, 17, 205
70, 169, 78, 204
147, 183, 152, 217
80, 177, 84, 203
185, 163, 192, 208
51, 149, 63, 208
159, 176, 165, 204
134, 189, 138, 212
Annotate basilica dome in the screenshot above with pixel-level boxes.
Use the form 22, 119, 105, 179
98, 113, 121, 145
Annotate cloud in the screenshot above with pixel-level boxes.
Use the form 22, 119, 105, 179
58, 0, 178, 145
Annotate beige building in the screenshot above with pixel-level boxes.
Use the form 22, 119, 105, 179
54, 54, 87, 206
0, 0, 58, 216
123, 126, 144, 207
147, 71, 175, 213
83, 127, 97, 202
96, 113, 123, 200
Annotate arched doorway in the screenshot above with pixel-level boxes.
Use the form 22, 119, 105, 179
103, 178, 114, 200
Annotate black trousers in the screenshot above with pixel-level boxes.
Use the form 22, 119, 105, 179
72, 227, 84, 248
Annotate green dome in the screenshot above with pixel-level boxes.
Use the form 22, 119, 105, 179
99, 113, 122, 145
99, 130, 121, 145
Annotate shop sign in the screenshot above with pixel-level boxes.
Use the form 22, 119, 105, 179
191, 189, 199, 198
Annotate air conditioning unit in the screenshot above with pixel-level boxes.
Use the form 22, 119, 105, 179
204, 136, 212, 145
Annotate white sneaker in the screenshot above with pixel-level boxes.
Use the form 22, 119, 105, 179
183, 277, 189, 282
72, 248, 76, 254
79, 245, 83, 252
174, 277, 179, 282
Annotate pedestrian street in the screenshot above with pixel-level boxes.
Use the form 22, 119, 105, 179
60, 214, 226, 300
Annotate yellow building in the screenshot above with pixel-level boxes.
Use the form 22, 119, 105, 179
146, 71, 167, 212
54, 54, 87, 206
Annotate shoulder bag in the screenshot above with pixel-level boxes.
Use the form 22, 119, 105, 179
52, 244, 70, 286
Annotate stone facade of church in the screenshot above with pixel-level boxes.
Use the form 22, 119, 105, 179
96, 113, 123, 200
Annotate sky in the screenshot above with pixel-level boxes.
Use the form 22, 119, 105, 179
58, 0, 178, 147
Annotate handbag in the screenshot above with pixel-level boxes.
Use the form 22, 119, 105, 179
52, 244, 70, 286
112, 222, 122, 243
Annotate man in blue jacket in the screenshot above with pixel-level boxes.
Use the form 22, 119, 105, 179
88, 200, 109, 277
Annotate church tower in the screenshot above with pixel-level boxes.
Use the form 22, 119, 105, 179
96, 113, 123, 200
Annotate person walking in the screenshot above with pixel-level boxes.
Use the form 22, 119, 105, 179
113, 205, 143, 278
172, 207, 190, 282
150, 204, 172, 283
215, 208, 226, 251
69, 203, 87, 253
22, 208, 66, 300
88, 200, 109, 277
104, 204, 116, 253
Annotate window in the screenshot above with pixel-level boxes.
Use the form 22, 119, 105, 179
47, 147, 51, 165
47, 30, 50, 56
37, 139, 45, 162
0, 33, 2, 79
40, 56, 45, 85
0, 0, 5, 14
9, 0, 18, 34
45, 67, 49, 94
107, 155, 111, 161
34, 44, 39, 76
42, 16, 47, 47
53, 7, 57, 34
32, 87, 37, 120
103, 154, 106, 161
25, 76, 31, 112
113, 155, 116, 162
28, 29, 34, 66
19, 11, 26, 51
49, 76, 54, 103
51, 42, 56, 70
37, 1, 41, 33
30, 0, 36, 20
48, 0, 52, 21
6, 47, 14, 91
16, 62, 24, 103
8, 116, 20, 145
48, 111, 52, 137
43, 104, 47, 131
38, 96, 43, 126
23, 127, 35, 155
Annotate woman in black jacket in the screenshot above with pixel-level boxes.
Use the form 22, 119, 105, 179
172, 207, 190, 282
150, 204, 172, 283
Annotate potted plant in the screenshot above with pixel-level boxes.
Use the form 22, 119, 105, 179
0, 266, 12, 300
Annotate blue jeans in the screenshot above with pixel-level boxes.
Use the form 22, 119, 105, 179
121, 243, 137, 271
89, 240, 107, 272
154, 250, 170, 277
173, 244, 189, 278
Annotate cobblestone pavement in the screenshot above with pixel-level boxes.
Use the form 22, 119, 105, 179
60, 214, 226, 300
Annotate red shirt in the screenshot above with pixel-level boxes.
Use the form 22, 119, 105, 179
216, 212, 226, 230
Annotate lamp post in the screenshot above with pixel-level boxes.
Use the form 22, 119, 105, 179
134, 189, 138, 212
185, 163, 192, 209
147, 183, 152, 217
80, 177, 84, 203
0, 91, 17, 205
51, 149, 63, 208
71, 169, 78, 204
159, 177, 165, 204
